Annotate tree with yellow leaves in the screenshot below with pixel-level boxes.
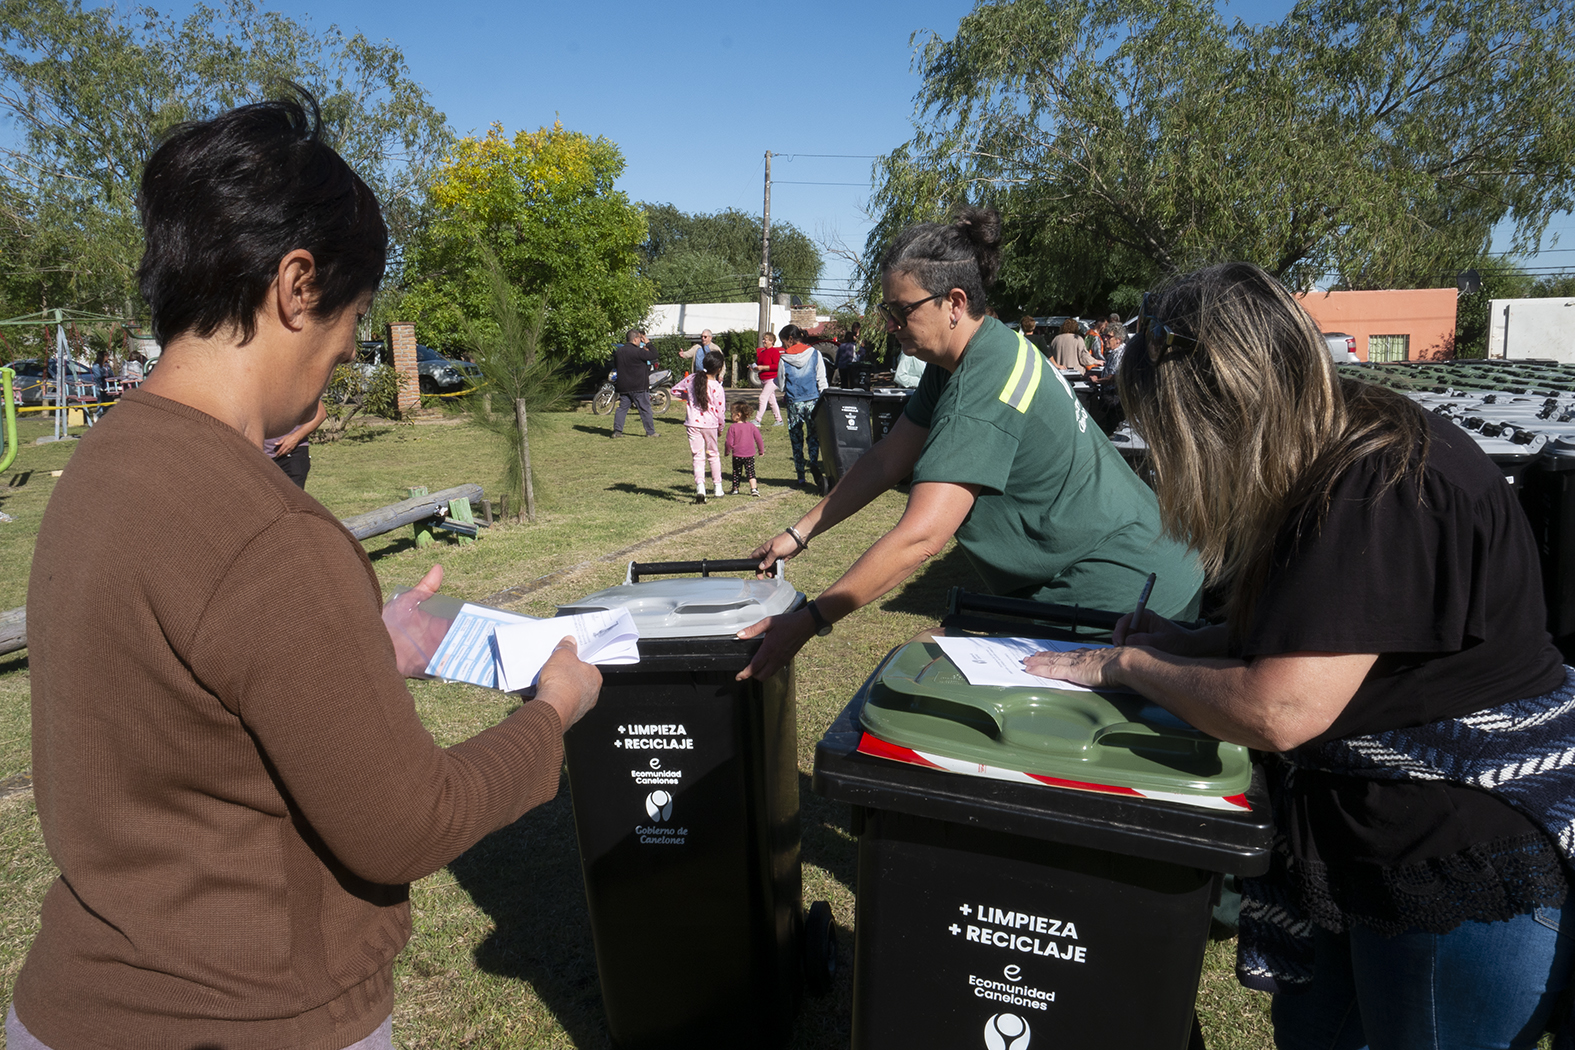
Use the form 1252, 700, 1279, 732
402, 122, 653, 364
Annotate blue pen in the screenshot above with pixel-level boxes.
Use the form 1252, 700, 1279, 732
1131, 573, 1157, 627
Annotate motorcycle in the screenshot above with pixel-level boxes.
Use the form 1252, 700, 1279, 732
591, 368, 673, 416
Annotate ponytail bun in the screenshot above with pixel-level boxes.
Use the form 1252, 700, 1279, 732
952, 206, 1002, 288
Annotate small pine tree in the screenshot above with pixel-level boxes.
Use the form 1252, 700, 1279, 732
462, 251, 573, 512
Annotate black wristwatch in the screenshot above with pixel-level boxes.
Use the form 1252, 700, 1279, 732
806, 599, 833, 637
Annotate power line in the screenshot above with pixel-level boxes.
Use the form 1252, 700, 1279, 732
773, 153, 880, 160
774, 180, 870, 187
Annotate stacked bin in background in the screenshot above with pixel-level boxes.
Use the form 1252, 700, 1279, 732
1324, 361, 1575, 658
1112, 360, 1575, 657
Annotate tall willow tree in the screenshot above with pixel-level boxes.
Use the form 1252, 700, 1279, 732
870, 0, 1575, 307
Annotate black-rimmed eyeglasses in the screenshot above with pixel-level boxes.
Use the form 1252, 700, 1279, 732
1139, 292, 1200, 364
877, 293, 946, 328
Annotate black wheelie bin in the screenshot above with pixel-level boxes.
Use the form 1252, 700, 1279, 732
813, 590, 1271, 1049
814, 388, 874, 489
555, 559, 835, 1050
868, 387, 912, 445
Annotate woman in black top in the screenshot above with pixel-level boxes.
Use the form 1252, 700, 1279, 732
1026, 262, 1575, 1049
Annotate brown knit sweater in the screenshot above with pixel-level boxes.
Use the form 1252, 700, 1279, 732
14, 390, 565, 1049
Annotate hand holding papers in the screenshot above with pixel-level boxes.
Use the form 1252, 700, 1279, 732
494, 609, 638, 691
424, 603, 639, 692
930, 636, 1118, 692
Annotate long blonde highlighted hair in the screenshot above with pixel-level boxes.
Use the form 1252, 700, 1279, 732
1117, 262, 1429, 635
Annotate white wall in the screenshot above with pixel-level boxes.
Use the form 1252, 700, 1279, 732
643, 302, 793, 338
1490, 297, 1575, 360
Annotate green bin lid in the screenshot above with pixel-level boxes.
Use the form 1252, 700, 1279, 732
858, 641, 1252, 804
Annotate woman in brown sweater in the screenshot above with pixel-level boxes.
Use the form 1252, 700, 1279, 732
9, 91, 601, 1050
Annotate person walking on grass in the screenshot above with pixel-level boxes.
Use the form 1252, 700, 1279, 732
726, 400, 764, 496
753, 331, 784, 427
674, 349, 727, 503
778, 323, 827, 491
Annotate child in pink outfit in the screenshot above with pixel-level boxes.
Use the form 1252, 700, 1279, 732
673, 349, 727, 503
724, 402, 764, 496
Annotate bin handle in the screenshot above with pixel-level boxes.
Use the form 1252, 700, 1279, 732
944, 587, 1123, 632
624, 558, 785, 584
1093, 721, 1210, 752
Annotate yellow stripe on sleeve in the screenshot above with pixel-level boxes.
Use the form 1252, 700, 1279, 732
998, 332, 1043, 413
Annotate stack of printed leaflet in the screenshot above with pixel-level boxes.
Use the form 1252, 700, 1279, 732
424, 602, 640, 692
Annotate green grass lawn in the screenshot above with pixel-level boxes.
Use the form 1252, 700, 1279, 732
0, 398, 1281, 1048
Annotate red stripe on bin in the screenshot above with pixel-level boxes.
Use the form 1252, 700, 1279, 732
1222, 794, 1252, 810
857, 733, 945, 769
1022, 772, 1142, 797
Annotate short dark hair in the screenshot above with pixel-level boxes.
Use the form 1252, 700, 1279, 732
138, 86, 387, 346
626, 328, 645, 341
880, 206, 1002, 319
778, 323, 804, 345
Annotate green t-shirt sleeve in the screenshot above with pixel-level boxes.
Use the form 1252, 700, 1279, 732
903, 360, 946, 428
913, 413, 1019, 495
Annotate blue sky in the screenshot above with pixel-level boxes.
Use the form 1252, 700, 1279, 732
84, 0, 1574, 299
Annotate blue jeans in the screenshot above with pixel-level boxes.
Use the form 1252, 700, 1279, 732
1272, 901, 1575, 1050
785, 399, 819, 479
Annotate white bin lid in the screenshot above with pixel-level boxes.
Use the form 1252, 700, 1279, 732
557, 573, 802, 639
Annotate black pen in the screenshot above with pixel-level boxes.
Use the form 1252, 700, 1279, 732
1131, 573, 1157, 627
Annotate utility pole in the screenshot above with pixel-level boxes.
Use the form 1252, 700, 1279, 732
757, 151, 772, 349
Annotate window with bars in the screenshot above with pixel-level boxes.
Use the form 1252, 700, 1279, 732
1368, 334, 1409, 363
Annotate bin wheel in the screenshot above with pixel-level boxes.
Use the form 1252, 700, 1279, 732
803, 900, 837, 997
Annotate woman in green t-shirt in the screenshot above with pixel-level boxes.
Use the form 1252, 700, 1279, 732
735, 207, 1201, 681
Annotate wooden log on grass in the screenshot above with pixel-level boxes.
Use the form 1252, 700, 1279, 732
0, 606, 24, 657
339, 483, 484, 541
0, 484, 487, 656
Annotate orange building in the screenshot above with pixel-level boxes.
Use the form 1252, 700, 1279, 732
1294, 288, 1458, 361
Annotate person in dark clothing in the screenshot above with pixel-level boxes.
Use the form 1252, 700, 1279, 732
1025, 261, 1575, 1049
611, 328, 659, 438
264, 400, 328, 488
835, 324, 862, 386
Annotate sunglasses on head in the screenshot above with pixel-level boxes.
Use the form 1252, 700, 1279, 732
1139, 292, 1200, 365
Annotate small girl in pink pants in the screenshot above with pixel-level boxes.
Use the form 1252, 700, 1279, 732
673, 349, 727, 503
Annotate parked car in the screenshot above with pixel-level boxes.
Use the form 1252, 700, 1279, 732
354, 341, 483, 394
417, 344, 483, 393
1323, 332, 1359, 362
4, 358, 100, 406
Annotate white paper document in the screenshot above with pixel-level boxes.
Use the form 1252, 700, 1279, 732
424, 603, 532, 689
931, 636, 1112, 691
424, 604, 639, 691
493, 608, 640, 691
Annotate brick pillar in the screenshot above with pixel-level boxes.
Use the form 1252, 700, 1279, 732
387, 322, 419, 417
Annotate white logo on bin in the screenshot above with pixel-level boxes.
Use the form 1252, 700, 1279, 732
984, 1013, 1030, 1050
645, 790, 673, 821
